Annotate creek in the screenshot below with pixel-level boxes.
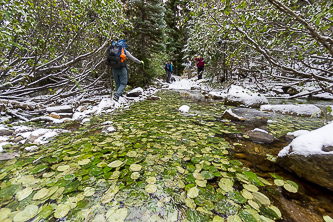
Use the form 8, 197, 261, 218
0, 90, 332, 222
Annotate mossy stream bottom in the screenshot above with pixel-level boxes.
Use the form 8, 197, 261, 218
0, 91, 332, 222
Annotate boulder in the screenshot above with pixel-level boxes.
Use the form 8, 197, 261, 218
277, 122, 333, 190
245, 128, 275, 144
277, 154, 333, 190
0, 152, 19, 161
222, 109, 245, 121
0, 128, 13, 136
224, 85, 268, 108
126, 87, 143, 97
260, 104, 321, 117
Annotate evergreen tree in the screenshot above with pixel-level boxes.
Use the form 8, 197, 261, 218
124, 0, 166, 87
164, 0, 189, 76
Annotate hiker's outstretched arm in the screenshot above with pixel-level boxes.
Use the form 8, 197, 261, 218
126, 50, 141, 64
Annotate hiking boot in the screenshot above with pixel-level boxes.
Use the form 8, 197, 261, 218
113, 95, 119, 101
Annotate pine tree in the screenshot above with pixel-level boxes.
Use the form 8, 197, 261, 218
124, 0, 166, 86
164, 0, 189, 75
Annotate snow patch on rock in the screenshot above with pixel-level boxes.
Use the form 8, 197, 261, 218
279, 122, 333, 157
179, 105, 190, 113
260, 104, 321, 117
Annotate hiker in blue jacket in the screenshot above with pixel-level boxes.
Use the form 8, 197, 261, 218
107, 40, 143, 101
165, 61, 171, 83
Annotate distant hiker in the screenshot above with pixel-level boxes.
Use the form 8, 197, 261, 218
170, 62, 174, 74
165, 61, 171, 83
106, 39, 143, 101
184, 58, 192, 79
195, 55, 205, 80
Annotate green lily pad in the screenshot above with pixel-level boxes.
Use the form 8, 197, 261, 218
33, 188, 49, 200
324, 216, 333, 222
201, 171, 214, 180
215, 199, 240, 215
228, 191, 247, 204
146, 177, 156, 184
243, 184, 259, 192
226, 215, 242, 222
43, 172, 55, 178
106, 207, 128, 222
50, 187, 65, 200
16, 187, 33, 201
36, 204, 56, 220
92, 214, 106, 222
101, 186, 119, 204
187, 187, 199, 198
64, 174, 76, 181
57, 165, 70, 171
131, 172, 140, 180
83, 187, 95, 196
283, 180, 298, 193
0, 208, 11, 221
176, 166, 185, 174
145, 184, 157, 193
274, 179, 284, 186
195, 179, 207, 187
193, 172, 204, 180
185, 197, 196, 209
218, 178, 234, 192
78, 159, 91, 165
0, 184, 22, 199
248, 199, 260, 210
13, 204, 39, 222
108, 160, 123, 168
130, 164, 142, 171
0, 172, 8, 180
241, 189, 253, 199
239, 210, 257, 222
110, 171, 120, 179
54, 204, 71, 218
253, 192, 271, 206
127, 151, 137, 157
260, 206, 279, 220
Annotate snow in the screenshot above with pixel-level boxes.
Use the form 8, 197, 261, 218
252, 128, 269, 134
208, 91, 227, 99
0, 142, 10, 152
46, 105, 72, 112
102, 121, 113, 125
260, 104, 321, 117
81, 118, 90, 124
226, 85, 268, 107
0, 136, 9, 142
169, 77, 201, 90
279, 122, 333, 157
34, 131, 60, 144
179, 105, 190, 113
25, 145, 38, 152
287, 130, 310, 137
107, 126, 116, 132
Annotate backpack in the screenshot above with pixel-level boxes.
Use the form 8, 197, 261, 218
165, 63, 170, 71
106, 39, 127, 68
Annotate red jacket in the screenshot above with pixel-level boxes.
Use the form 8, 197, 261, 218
195, 57, 205, 68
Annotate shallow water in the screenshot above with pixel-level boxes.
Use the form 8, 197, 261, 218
0, 90, 332, 222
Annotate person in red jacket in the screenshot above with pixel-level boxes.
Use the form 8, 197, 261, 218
195, 55, 205, 80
